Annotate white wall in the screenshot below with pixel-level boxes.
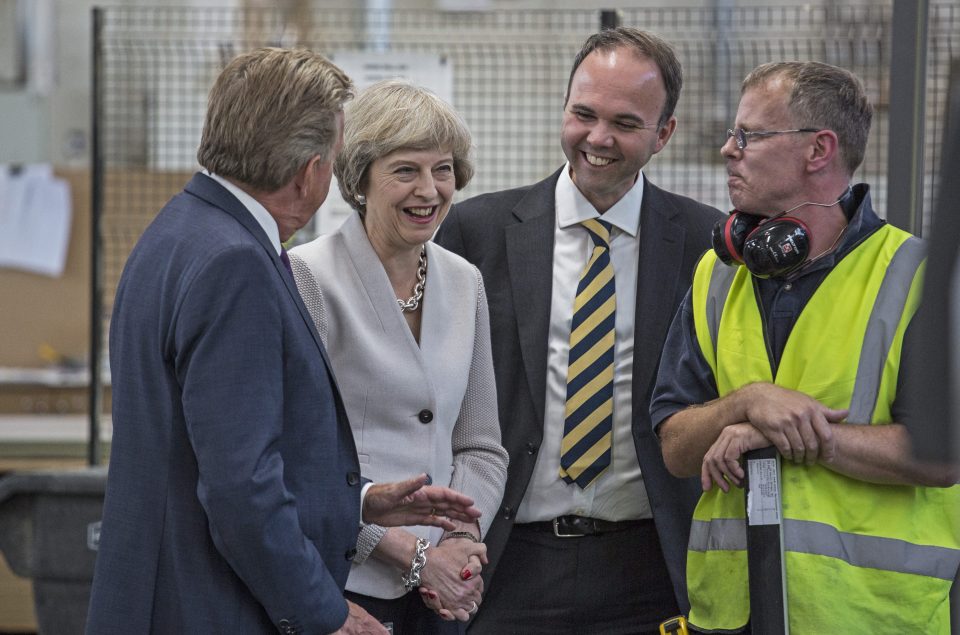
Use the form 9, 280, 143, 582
0, 0, 237, 166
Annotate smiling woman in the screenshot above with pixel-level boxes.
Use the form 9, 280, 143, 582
288, 80, 508, 634
362, 147, 457, 263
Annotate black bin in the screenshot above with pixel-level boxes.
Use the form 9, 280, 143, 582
0, 468, 107, 634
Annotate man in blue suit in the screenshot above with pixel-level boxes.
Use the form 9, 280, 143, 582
87, 48, 479, 635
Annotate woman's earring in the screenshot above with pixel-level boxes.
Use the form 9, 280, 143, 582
355, 194, 366, 206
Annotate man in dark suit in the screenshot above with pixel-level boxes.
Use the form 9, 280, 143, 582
435, 28, 722, 634
87, 48, 479, 635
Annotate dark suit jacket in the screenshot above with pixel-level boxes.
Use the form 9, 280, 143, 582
435, 169, 723, 612
87, 174, 362, 634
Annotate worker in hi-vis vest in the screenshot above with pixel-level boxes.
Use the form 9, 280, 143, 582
650, 61, 960, 634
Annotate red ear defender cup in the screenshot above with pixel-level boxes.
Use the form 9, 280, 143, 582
711, 212, 762, 266
740, 216, 811, 279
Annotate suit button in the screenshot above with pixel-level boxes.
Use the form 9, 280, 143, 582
418, 409, 434, 423
501, 505, 513, 520
346, 471, 360, 486
278, 619, 293, 633
525, 442, 538, 455
345, 547, 357, 561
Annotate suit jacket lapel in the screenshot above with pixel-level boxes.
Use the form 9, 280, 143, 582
340, 213, 427, 355
506, 170, 560, 427
184, 174, 335, 369
633, 177, 686, 404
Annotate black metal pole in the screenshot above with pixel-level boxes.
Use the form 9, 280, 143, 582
904, 57, 960, 633
886, 0, 929, 235
600, 9, 621, 31
88, 7, 103, 467
744, 446, 789, 634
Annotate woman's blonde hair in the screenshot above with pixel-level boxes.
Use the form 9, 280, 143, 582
334, 79, 474, 213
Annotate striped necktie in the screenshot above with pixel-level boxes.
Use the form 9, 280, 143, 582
560, 218, 615, 488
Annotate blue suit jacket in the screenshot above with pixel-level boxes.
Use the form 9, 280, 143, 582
87, 174, 362, 634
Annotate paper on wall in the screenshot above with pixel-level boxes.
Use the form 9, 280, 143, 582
0, 164, 72, 277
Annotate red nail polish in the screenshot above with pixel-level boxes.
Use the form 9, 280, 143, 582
461, 570, 472, 580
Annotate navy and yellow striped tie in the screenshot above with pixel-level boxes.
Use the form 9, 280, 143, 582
560, 218, 615, 488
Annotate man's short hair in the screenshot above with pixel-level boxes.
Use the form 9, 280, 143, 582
334, 79, 474, 215
564, 27, 683, 127
197, 47, 353, 192
743, 61, 873, 176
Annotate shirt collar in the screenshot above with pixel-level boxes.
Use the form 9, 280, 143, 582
782, 183, 880, 281
204, 170, 282, 255
831, 182, 880, 258
555, 163, 643, 237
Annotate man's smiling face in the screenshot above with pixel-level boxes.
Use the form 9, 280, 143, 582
560, 47, 675, 213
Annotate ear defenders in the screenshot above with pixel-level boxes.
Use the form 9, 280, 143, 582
711, 211, 811, 279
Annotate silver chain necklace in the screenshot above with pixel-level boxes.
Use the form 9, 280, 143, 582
397, 245, 427, 313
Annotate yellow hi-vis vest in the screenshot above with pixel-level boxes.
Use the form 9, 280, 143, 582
686, 225, 960, 634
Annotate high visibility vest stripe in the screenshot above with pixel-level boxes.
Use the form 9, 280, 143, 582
704, 256, 737, 365
849, 236, 925, 423
689, 518, 747, 552
787, 517, 960, 581
690, 517, 960, 580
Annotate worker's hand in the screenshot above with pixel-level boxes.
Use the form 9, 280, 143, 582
740, 383, 847, 465
701, 423, 769, 492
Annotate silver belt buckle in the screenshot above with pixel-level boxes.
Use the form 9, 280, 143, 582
552, 517, 582, 538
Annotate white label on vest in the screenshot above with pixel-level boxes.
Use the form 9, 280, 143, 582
747, 458, 781, 526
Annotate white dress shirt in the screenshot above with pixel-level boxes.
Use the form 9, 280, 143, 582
205, 171, 282, 255
515, 164, 652, 523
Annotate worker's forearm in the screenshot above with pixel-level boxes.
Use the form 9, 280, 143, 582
822, 423, 960, 487
659, 392, 751, 478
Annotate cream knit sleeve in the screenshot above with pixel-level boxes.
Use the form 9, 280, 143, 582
448, 267, 509, 537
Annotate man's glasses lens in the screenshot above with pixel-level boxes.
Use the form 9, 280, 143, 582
725, 127, 819, 150
727, 128, 746, 149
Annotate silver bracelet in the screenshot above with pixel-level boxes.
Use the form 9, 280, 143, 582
400, 537, 430, 591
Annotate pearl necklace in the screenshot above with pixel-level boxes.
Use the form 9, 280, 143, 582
397, 246, 427, 313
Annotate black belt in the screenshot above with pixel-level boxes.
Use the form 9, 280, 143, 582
518, 515, 649, 538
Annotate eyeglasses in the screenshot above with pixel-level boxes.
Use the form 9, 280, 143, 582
726, 127, 821, 150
